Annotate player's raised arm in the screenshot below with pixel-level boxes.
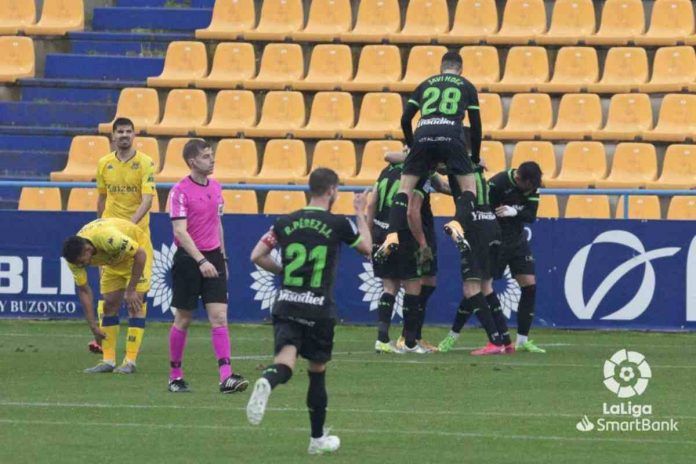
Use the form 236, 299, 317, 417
384, 146, 408, 164
251, 227, 283, 275
401, 93, 420, 148
351, 190, 372, 256
407, 189, 427, 249
466, 83, 482, 164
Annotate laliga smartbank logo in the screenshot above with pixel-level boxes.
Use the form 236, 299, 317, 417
575, 349, 679, 433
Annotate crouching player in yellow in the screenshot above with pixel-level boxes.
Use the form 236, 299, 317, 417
62, 218, 152, 374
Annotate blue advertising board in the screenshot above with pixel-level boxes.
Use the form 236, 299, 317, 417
0, 212, 694, 330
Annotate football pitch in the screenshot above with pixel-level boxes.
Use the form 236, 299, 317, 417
1, 320, 694, 464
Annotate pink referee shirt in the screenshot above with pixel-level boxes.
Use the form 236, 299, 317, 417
169, 176, 224, 251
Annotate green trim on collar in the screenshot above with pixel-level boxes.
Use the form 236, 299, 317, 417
303, 206, 326, 211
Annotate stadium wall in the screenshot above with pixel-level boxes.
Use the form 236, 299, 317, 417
0, 211, 693, 331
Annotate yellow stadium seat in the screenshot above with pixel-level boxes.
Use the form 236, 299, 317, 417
18, 187, 61, 211
615, 195, 661, 219
67, 188, 98, 212
540, 93, 602, 140
196, 90, 257, 137
243, 43, 303, 90
438, 0, 498, 44
147, 41, 208, 88
585, 0, 644, 45
155, 138, 193, 183
330, 191, 356, 215
667, 196, 696, 220
195, 42, 256, 90
388, 0, 449, 44
341, 93, 403, 139
565, 195, 611, 219
536, 0, 595, 45
291, 0, 352, 42
211, 139, 258, 183
293, 92, 354, 139
544, 141, 607, 188
634, 0, 694, 46
222, 190, 259, 214
487, 0, 546, 45
595, 143, 657, 188
645, 144, 696, 189
294, 44, 353, 91
0, 0, 36, 35
389, 46, 448, 92
132, 137, 161, 172
458, 46, 500, 90
592, 93, 652, 141
490, 93, 553, 140
341, 45, 402, 92
510, 141, 557, 179
537, 47, 599, 93
249, 139, 307, 184
263, 191, 306, 214
430, 193, 455, 217
537, 195, 559, 218
98, 88, 159, 134
304, 140, 357, 183
639, 46, 696, 93
50, 136, 111, 181
345, 140, 403, 185
589, 47, 649, 93
480, 141, 506, 178
0, 36, 35, 83
243, 0, 303, 41
489, 46, 549, 93
477, 93, 504, 137
195, 0, 255, 40
340, 0, 400, 43
24, 0, 83, 35
146, 89, 208, 136
642, 94, 696, 142
244, 91, 306, 138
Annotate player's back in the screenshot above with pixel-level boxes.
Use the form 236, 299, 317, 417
411, 73, 478, 128
372, 163, 403, 240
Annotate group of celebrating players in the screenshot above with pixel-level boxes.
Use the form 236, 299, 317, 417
59, 51, 545, 455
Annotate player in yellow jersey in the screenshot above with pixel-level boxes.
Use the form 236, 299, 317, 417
87, 117, 156, 373
62, 218, 153, 373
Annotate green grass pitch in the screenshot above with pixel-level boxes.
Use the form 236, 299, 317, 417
1, 320, 694, 463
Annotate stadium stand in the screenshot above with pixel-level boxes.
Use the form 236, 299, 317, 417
294, 44, 353, 91
510, 142, 557, 180
50, 136, 110, 182
247, 139, 307, 184
18, 187, 61, 211
66, 187, 97, 211
263, 190, 307, 214
0, 0, 37, 35
388, 0, 449, 44
615, 195, 661, 219
244, 91, 305, 138
195, 0, 255, 40
291, 0, 352, 42
210, 139, 258, 183
340, 0, 400, 43
146, 89, 208, 136
539, 93, 602, 140
24, 0, 84, 36
341, 45, 401, 92
222, 189, 259, 214
536, 0, 595, 45
667, 196, 696, 220
438, 0, 498, 44
194, 42, 256, 89
594, 143, 658, 188
147, 41, 208, 88
565, 195, 611, 219
489, 46, 549, 93
0, 36, 35, 83
242, 0, 304, 41
244, 43, 303, 90
98, 88, 160, 134
196, 90, 257, 138
592, 93, 653, 141
544, 142, 607, 188
537, 195, 560, 218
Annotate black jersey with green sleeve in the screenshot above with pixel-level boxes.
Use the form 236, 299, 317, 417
488, 169, 540, 240
372, 163, 403, 233
272, 207, 362, 320
408, 74, 479, 127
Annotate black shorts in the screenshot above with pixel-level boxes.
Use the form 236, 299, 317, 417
461, 218, 501, 281
493, 236, 535, 279
171, 248, 228, 311
372, 230, 421, 281
404, 130, 474, 178
273, 316, 335, 363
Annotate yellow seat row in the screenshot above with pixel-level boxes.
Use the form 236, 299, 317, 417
0, 0, 83, 36
147, 41, 696, 95
0, 36, 34, 83
195, 0, 696, 47
18, 187, 696, 220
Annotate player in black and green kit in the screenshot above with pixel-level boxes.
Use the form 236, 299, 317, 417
247, 168, 372, 454
375, 51, 483, 288
489, 162, 546, 353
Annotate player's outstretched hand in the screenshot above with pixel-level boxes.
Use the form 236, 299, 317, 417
199, 261, 219, 278
354, 188, 370, 213
495, 205, 518, 218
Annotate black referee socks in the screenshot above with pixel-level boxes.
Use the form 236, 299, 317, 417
517, 284, 536, 337
307, 370, 328, 439
377, 292, 396, 343
262, 363, 292, 389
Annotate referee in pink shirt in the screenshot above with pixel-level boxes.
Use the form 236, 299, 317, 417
166, 138, 248, 394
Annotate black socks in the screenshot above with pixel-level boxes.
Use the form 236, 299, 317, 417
262, 363, 293, 389
416, 285, 436, 340
401, 293, 421, 348
517, 285, 536, 337
377, 292, 395, 343
387, 192, 409, 233
307, 371, 328, 439
487, 292, 511, 346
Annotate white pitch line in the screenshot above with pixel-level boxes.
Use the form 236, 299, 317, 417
1, 400, 694, 421
0, 418, 692, 447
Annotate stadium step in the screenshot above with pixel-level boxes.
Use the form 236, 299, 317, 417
92, 7, 213, 32
68, 31, 194, 45
0, 126, 98, 137
69, 39, 170, 57
20, 86, 122, 104
44, 54, 164, 81
19, 78, 146, 90
0, 101, 116, 128
0, 150, 67, 180
116, 0, 215, 7
0, 134, 73, 152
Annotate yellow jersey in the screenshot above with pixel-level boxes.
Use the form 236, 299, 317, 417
96, 150, 156, 230
69, 218, 149, 287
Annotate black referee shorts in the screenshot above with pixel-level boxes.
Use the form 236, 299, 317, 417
171, 248, 228, 311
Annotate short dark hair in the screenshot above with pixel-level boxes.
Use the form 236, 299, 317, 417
441, 51, 462, 71
308, 168, 339, 197
112, 117, 135, 133
182, 138, 211, 166
517, 161, 543, 189
62, 236, 89, 264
